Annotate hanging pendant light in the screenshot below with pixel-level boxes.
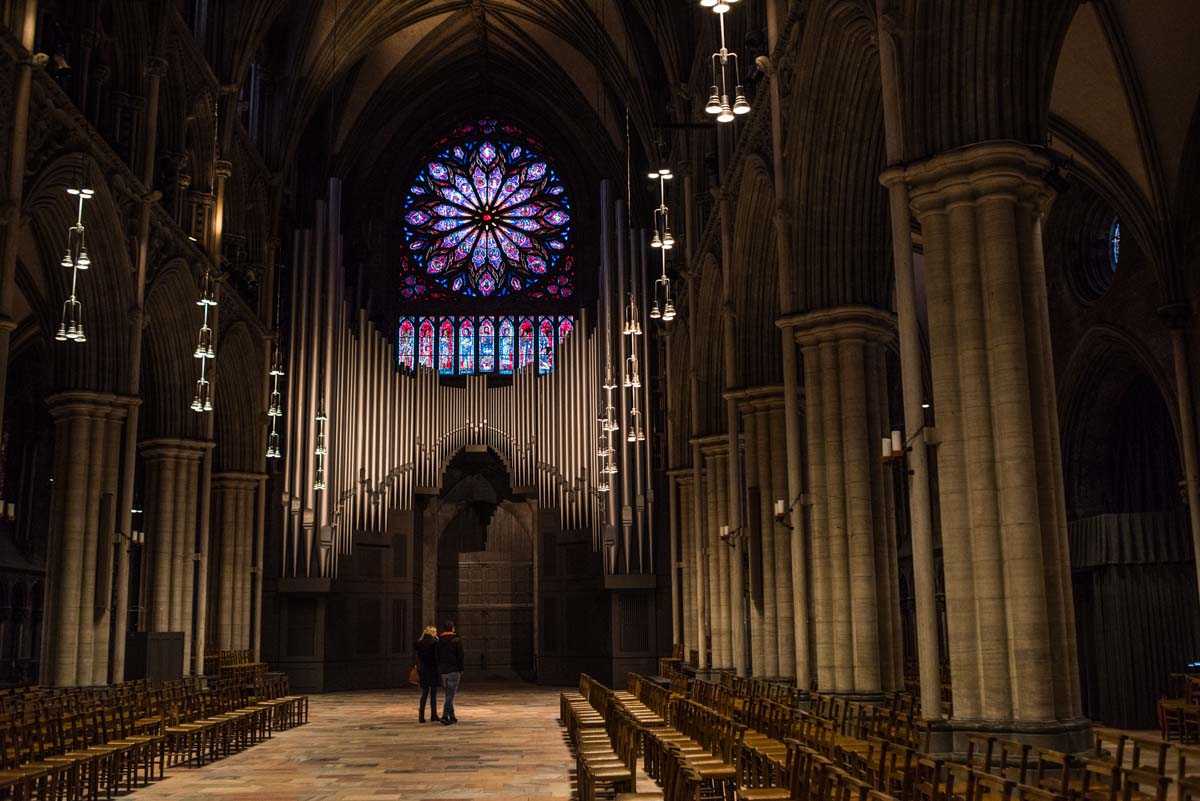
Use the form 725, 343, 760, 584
57, 180, 95, 343
313, 402, 328, 491
191, 269, 217, 413
703, 3, 748, 123
266, 339, 284, 459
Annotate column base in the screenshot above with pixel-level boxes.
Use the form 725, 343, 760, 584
924, 716, 1093, 757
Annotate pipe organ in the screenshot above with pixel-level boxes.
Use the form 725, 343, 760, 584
280, 181, 626, 578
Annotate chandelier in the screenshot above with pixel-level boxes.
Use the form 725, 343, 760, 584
702, 0, 750, 123
266, 339, 284, 459
190, 270, 217, 412
647, 167, 676, 323
313, 400, 328, 491
55, 183, 94, 343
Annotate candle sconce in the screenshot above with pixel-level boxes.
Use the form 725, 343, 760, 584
881, 423, 937, 474
773, 495, 811, 530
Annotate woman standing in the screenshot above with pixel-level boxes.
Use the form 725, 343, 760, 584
414, 625, 440, 722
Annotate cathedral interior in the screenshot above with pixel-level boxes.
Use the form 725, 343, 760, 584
1, 0, 1200, 799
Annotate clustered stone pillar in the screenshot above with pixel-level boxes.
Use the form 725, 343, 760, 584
43, 392, 129, 686
899, 143, 1084, 745
698, 437, 732, 670
783, 307, 902, 695
678, 475, 697, 662
732, 387, 796, 679
212, 473, 260, 651
741, 407, 767, 674
139, 439, 210, 675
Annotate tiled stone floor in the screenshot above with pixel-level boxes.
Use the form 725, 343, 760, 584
126, 681, 573, 801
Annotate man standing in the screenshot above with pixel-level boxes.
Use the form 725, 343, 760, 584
436, 620, 465, 725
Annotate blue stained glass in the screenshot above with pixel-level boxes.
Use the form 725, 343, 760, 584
398, 318, 415, 370
458, 318, 475, 373
479, 318, 496, 372
538, 318, 555, 374
402, 119, 574, 298
1110, 220, 1121, 271
438, 319, 455, 374
418, 318, 435, 369
499, 318, 515, 374
518, 318, 535, 371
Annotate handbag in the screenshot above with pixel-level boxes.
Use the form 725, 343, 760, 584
408, 665, 420, 686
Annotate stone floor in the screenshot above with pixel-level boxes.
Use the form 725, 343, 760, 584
126, 681, 574, 801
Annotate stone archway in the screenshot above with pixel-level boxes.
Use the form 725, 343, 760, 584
420, 447, 538, 681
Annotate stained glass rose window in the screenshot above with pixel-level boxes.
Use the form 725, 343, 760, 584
401, 119, 573, 299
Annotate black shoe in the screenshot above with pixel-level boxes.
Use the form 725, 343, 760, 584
419, 714, 425, 723
440, 717, 452, 725
431, 714, 440, 722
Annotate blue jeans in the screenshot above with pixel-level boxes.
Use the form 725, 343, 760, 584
441, 672, 462, 720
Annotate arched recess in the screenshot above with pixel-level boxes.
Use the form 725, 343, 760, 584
213, 322, 263, 473
666, 325, 692, 466
420, 447, 535, 680
731, 157, 781, 388
693, 254, 724, 436
1059, 325, 1200, 729
19, 152, 134, 393
784, 0, 891, 312
141, 260, 205, 442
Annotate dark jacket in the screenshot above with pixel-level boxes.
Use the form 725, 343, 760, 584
414, 634, 439, 687
435, 631, 465, 675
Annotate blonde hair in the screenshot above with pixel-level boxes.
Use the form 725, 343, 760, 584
423, 625, 438, 637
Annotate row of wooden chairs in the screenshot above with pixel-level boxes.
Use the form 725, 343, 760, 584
203, 650, 256, 673
0, 674, 307, 801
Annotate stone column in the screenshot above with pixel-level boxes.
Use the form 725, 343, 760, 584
139, 439, 209, 674
899, 143, 1085, 748
679, 476, 696, 661
698, 438, 729, 670
0, 2, 39, 440
668, 472, 682, 648
213, 473, 259, 651
768, 403, 796, 678
729, 386, 789, 678
782, 307, 903, 695
742, 409, 766, 674
43, 392, 128, 686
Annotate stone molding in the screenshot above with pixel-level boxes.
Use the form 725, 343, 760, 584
46, 391, 133, 420
886, 140, 1055, 217
778, 306, 897, 347
725, 384, 785, 413
139, 437, 213, 461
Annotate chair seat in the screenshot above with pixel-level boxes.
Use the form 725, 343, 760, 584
738, 789, 793, 801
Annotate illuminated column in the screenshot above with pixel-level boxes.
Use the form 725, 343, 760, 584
782, 307, 901, 695
896, 143, 1082, 743
140, 439, 209, 675
43, 392, 128, 686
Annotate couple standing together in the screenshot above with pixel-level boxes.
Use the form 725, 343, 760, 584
414, 621, 465, 725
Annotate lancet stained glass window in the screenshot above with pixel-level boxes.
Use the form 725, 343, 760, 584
499, 318, 516, 374
538, 318, 555, 374
478, 318, 496, 373
518, 319, 535, 371
438, 319, 455, 374
401, 119, 574, 300
418, 319, 435, 369
458, 318, 475, 373
398, 319, 415, 370
397, 315, 574, 377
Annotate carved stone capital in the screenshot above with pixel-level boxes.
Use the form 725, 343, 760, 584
214, 160, 233, 180
1158, 303, 1192, 330
145, 56, 169, 79
900, 141, 1055, 220
778, 305, 897, 347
